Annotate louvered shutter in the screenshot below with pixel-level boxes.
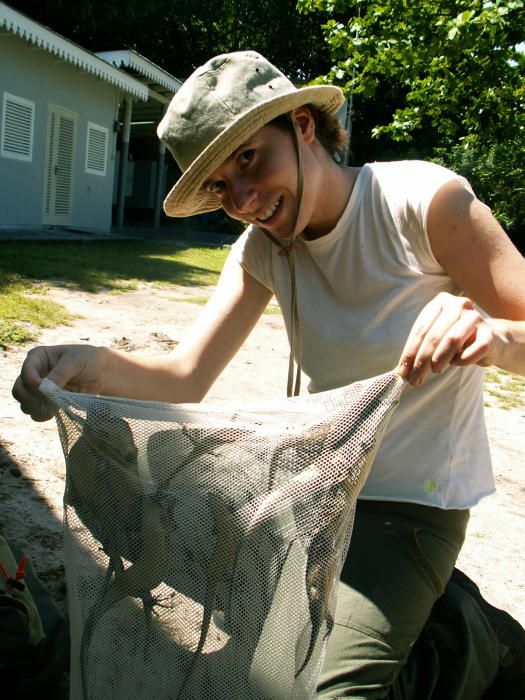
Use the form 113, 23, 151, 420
44, 111, 57, 216
1, 93, 35, 161
54, 113, 75, 215
43, 106, 77, 225
85, 122, 108, 176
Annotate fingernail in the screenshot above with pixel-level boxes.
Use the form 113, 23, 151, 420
408, 372, 422, 387
397, 360, 409, 378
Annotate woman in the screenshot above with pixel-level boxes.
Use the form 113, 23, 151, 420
13, 51, 525, 698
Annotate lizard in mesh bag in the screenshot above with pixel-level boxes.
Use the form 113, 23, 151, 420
40, 369, 403, 699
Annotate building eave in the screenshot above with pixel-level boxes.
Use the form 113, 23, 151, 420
96, 50, 182, 96
0, 3, 148, 101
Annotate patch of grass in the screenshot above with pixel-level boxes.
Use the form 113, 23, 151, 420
484, 368, 525, 411
484, 369, 502, 384
0, 321, 36, 346
0, 240, 229, 347
177, 295, 209, 306
0, 240, 229, 293
505, 374, 525, 394
176, 294, 284, 314
263, 303, 283, 315
0, 291, 75, 348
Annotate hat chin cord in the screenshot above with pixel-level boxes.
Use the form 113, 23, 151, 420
261, 114, 304, 397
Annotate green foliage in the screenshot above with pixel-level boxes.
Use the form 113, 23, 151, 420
299, 0, 524, 142
298, 0, 525, 247
432, 135, 525, 246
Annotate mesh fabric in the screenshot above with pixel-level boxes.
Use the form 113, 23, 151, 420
40, 370, 404, 700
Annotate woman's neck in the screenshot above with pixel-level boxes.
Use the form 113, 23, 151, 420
303, 159, 360, 240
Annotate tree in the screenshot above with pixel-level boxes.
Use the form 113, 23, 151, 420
298, 0, 525, 244
298, 0, 523, 142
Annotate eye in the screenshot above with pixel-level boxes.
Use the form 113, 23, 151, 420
238, 149, 255, 166
208, 180, 225, 194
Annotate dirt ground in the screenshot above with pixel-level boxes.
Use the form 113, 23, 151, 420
0, 283, 523, 625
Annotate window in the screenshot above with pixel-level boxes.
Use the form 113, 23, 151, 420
1, 92, 35, 161
85, 122, 108, 176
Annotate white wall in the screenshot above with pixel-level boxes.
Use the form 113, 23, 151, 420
0, 33, 119, 232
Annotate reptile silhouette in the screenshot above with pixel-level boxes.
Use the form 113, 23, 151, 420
175, 491, 239, 700
66, 404, 171, 700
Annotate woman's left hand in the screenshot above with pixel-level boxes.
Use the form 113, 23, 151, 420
397, 292, 502, 387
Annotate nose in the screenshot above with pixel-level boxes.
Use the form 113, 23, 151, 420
228, 177, 257, 215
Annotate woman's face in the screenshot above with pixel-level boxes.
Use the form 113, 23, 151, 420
202, 109, 320, 240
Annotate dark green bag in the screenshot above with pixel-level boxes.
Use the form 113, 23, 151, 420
0, 534, 69, 697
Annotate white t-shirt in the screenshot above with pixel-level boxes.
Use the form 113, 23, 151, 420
231, 160, 494, 509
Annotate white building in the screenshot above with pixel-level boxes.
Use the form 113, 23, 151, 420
0, 3, 181, 233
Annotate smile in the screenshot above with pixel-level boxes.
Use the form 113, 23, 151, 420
256, 196, 282, 223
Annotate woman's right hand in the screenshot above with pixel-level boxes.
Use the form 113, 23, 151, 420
12, 344, 106, 422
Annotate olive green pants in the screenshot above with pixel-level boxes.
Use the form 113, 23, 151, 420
317, 500, 500, 699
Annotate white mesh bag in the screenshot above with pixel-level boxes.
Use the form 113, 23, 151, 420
40, 370, 404, 700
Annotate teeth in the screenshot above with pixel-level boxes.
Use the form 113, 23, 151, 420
258, 197, 280, 222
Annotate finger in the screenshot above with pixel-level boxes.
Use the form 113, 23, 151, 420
400, 296, 476, 385
31, 398, 56, 422
430, 310, 483, 372
397, 298, 444, 378
399, 299, 469, 383
451, 322, 494, 366
12, 374, 42, 409
14, 347, 60, 421
45, 352, 84, 389
20, 345, 78, 391
14, 376, 55, 422
20, 347, 51, 392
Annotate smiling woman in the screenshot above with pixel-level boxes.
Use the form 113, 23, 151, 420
12, 50, 525, 699
201, 107, 348, 235
200, 111, 356, 241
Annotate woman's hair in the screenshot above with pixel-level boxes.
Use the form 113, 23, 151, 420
269, 104, 349, 164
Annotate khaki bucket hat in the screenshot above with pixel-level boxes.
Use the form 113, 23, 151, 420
157, 50, 345, 218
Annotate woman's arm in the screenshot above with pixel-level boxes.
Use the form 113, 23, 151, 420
398, 179, 525, 385
13, 255, 272, 419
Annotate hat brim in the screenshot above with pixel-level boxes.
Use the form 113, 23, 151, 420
162, 85, 344, 218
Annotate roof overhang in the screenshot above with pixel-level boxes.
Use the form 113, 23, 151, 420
96, 50, 181, 102
0, 3, 148, 100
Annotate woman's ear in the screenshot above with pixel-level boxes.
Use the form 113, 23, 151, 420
291, 106, 315, 145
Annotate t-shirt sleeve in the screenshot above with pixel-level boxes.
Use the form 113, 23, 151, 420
229, 225, 276, 292
372, 160, 474, 273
